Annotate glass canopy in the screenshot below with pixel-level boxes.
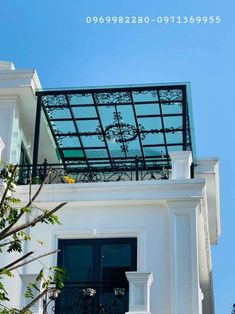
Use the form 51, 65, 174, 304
33, 83, 195, 176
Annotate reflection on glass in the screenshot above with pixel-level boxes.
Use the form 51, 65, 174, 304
63, 245, 93, 282
101, 244, 132, 282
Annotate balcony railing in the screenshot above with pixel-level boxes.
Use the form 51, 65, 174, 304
55, 281, 128, 314
17, 158, 170, 185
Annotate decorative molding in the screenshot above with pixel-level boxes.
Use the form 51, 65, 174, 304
15, 179, 206, 206
51, 228, 145, 272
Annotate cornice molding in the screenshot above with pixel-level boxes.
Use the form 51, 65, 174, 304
15, 179, 206, 205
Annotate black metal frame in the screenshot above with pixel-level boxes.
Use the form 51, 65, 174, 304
31, 84, 195, 181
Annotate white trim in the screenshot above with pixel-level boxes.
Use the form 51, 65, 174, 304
51, 229, 146, 272
15, 179, 206, 206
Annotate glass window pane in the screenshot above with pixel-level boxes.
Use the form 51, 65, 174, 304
101, 244, 132, 282
63, 245, 93, 282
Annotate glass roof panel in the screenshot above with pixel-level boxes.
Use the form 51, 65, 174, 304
38, 83, 195, 169
125, 138, 142, 158
163, 116, 182, 129
138, 117, 162, 131
97, 106, 117, 125
132, 90, 159, 103
85, 149, 108, 159
80, 135, 104, 147
46, 107, 71, 119
72, 106, 97, 118
135, 104, 160, 116
76, 120, 99, 133
62, 148, 85, 158
144, 146, 166, 157
59, 137, 81, 148
161, 103, 183, 115
165, 132, 182, 144
53, 121, 76, 134
107, 143, 125, 158
167, 145, 183, 152
143, 133, 165, 145
69, 94, 94, 105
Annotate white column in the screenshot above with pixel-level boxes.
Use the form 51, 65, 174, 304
125, 272, 153, 314
0, 137, 5, 162
170, 151, 192, 179
0, 97, 21, 164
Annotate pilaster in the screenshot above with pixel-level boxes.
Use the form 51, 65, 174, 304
167, 200, 202, 314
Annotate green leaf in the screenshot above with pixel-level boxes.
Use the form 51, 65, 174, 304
35, 269, 44, 282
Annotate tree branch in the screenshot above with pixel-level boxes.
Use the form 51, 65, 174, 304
7, 249, 60, 271
0, 251, 34, 273
0, 202, 67, 241
0, 172, 51, 238
0, 165, 18, 215
20, 288, 48, 313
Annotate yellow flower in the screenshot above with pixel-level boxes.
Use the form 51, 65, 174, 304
64, 176, 76, 184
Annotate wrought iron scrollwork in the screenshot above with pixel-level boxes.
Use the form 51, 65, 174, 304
17, 159, 170, 185
96, 111, 146, 153
42, 95, 68, 107
56, 282, 127, 314
159, 89, 183, 102
94, 92, 131, 106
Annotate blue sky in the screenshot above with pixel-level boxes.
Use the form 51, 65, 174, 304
0, 0, 234, 312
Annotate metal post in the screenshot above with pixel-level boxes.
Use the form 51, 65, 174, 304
43, 158, 48, 179
182, 86, 188, 151
32, 96, 42, 179
135, 156, 139, 181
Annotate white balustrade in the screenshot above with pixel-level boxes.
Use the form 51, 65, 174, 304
170, 151, 193, 179
125, 272, 153, 314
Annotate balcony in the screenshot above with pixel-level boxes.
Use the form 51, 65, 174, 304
49, 272, 154, 314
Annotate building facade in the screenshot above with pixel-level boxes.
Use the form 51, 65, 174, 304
0, 61, 220, 314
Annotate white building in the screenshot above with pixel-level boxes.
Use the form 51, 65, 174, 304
0, 61, 220, 314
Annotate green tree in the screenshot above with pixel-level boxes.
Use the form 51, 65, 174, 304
0, 165, 66, 313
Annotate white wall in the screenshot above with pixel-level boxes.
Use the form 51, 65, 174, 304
9, 179, 209, 314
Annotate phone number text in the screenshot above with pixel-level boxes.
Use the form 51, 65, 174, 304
85, 16, 221, 24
